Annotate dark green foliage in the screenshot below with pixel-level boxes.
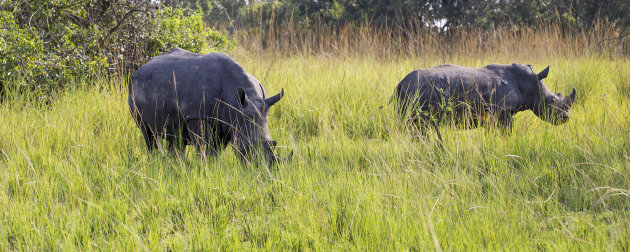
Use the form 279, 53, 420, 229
189, 0, 630, 32
161, 0, 248, 25
0, 0, 233, 100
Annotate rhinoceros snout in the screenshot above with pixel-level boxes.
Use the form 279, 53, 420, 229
557, 115, 569, 124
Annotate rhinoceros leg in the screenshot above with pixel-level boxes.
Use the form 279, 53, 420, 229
426, 115, 444, 146
185, 119, 225, 158
498, 111, 514, 134
165, 129, 186, 156
408, 110, 427, 134
139, 121, 158, 151
409, 110, 444, 145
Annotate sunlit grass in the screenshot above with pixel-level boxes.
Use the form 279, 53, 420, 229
1, 51, 629, 249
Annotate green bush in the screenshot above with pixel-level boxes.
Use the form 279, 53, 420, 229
0, 5, 108, 98
147, 7, 234, 57
0, 0, 233, 101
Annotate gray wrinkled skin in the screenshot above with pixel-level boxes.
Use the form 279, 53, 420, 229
394, 63, 577, 139
129, 48, 286, 163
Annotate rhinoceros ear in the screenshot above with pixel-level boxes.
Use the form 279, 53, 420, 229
537, 66, 549, 80
265, 88, 284, 109
566, 88, 577, 106
236, 87, 248, 107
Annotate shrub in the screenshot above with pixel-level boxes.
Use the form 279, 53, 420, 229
147, 7, 234, 57
0, 0, 233, 101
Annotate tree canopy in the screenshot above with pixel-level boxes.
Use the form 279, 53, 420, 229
166, 0, 630, 31
0, 0, 233, 100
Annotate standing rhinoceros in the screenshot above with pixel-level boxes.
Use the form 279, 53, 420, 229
394, 63, 577, 141
129, 48, 291, 163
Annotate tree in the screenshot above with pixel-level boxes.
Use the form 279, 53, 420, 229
0, 0, 233, 100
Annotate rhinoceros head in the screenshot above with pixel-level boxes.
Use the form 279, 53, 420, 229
531, 66, 577, 125
233, 87, 291, 164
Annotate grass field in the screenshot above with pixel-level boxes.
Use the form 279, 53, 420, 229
1, 35, 630, 249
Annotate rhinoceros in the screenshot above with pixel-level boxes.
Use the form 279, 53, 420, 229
128, 48, 291, 163
394, 63, 577, 141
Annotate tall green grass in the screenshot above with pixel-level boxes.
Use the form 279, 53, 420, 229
1, 53, 629, 249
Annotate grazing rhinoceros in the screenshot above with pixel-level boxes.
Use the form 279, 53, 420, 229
394, 63, 576, 141
129, 48, 291, 163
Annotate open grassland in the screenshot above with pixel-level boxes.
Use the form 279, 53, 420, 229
1, 46, 630, 249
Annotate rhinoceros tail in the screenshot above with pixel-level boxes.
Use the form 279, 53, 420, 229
432, 108, 445, 148
432, 95, 449, 148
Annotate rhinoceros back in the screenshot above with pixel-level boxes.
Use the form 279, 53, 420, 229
128, 48, 249, 138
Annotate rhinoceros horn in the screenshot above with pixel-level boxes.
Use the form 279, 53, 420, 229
285, 150, 294, 161
265, 88, 284, 109
270, 149, 294, 164
566, 88, 577, 106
